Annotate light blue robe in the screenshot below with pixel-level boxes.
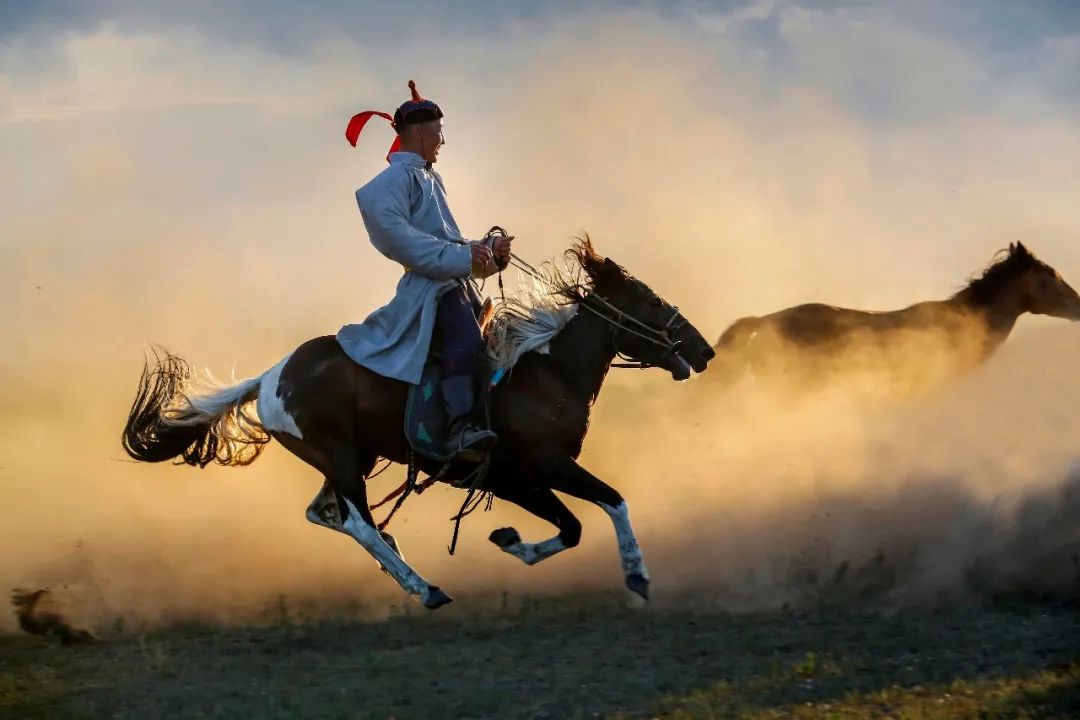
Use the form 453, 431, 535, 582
337, 152, 494, 385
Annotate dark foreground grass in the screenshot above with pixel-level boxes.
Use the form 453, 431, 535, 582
2, 594, 1077, 720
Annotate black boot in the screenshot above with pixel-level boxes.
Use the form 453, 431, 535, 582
441, 375, 498, 462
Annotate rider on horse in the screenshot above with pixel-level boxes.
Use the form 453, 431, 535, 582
337, 81, 513, 462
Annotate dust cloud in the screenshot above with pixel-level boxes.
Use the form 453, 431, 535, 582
3, 4, 1080, 630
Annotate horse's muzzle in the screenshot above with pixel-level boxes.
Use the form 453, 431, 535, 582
670, 354, 694, 381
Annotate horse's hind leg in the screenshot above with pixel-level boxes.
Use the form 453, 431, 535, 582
539, 456, 650, 600
488, 482, 581, 566
332, 453, 452, 609
279, 433, 451, 610
306, 479, 405, 567
336, 493, 451, 609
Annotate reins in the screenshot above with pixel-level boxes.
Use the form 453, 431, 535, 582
485, 226, 687, 371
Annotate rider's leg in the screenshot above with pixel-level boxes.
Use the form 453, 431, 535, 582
437, 284, 497, 460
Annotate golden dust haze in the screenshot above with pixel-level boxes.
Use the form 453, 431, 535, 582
3, 4, 1080, 630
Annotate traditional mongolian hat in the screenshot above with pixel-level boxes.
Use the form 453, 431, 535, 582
345, 80, 444, 160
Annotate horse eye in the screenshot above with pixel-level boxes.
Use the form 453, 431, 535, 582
649, 297, 663, 307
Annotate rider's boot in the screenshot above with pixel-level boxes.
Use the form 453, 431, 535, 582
441, 374, 498, 462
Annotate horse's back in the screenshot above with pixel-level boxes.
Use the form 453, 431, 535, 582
761, 303, 869, 346
290, 334, 344, 360
278, 335, 350, 387
762, 301, 955, 345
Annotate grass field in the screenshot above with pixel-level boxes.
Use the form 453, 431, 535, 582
2, 593, 1077, 719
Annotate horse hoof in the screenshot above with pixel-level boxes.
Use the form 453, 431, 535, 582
625, 573, 650, 601
489, 527, 522, 548
423, 586, 454, 610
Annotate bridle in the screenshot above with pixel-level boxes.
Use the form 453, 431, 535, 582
579, 290, 688, 370
482, 227, 689, 372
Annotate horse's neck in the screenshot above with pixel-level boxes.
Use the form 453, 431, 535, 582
950, 284, 1025, 357
546, 308, 615, 404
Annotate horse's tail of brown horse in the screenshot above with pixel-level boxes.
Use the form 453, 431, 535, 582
121, 347, 270, 468
707, 316, 760, 387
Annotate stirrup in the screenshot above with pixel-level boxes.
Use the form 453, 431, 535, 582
446, 424, 498, 463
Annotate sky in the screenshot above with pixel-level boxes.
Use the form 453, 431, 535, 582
2, 0, 1080, 627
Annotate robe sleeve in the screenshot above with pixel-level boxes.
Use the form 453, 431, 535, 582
357, 170, 473, 280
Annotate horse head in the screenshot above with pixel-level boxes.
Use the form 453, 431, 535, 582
1007, 242, 1080, 321
566, 238, 714, 380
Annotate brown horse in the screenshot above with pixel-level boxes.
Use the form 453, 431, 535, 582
121, 239, 713, 608
707, 242, 1080, 398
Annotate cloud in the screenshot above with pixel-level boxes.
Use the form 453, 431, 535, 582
0, 23, 377, 122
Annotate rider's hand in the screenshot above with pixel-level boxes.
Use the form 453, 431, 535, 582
471, 243, 494, 275
492, 235, 514, 268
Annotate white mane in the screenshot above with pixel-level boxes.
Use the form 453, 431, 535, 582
484, 262, 583, 373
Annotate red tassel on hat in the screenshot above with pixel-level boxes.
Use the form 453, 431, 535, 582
344, 109, 400, 162
344, 110, 392, 147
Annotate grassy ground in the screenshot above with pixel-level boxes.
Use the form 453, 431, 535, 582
2, 593, 1077, 720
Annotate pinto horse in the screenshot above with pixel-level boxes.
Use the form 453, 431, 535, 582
706, 242, 1080, 398
121, 239, 713, 608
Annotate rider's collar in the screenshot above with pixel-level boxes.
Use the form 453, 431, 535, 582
388, 152, 429, 169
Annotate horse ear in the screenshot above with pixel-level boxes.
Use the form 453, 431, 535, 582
1008, 242, 1016, 252
1016, 241, 1029, 255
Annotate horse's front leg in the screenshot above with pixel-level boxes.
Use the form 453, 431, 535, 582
539, 456, 650, 600
487, 480, 581, 566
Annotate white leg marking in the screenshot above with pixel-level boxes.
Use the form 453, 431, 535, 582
340, 498, 432, 600
500, 537, 567, 566
255, 354, 303, 438
305, 481, 343, 532
597, 501, 649, 580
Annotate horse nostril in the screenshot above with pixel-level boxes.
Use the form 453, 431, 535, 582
702, 346, 716, 361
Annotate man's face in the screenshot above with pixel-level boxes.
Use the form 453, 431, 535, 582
415, 119, 444, 164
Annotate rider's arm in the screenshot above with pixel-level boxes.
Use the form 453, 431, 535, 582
357, 173, 472, 281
